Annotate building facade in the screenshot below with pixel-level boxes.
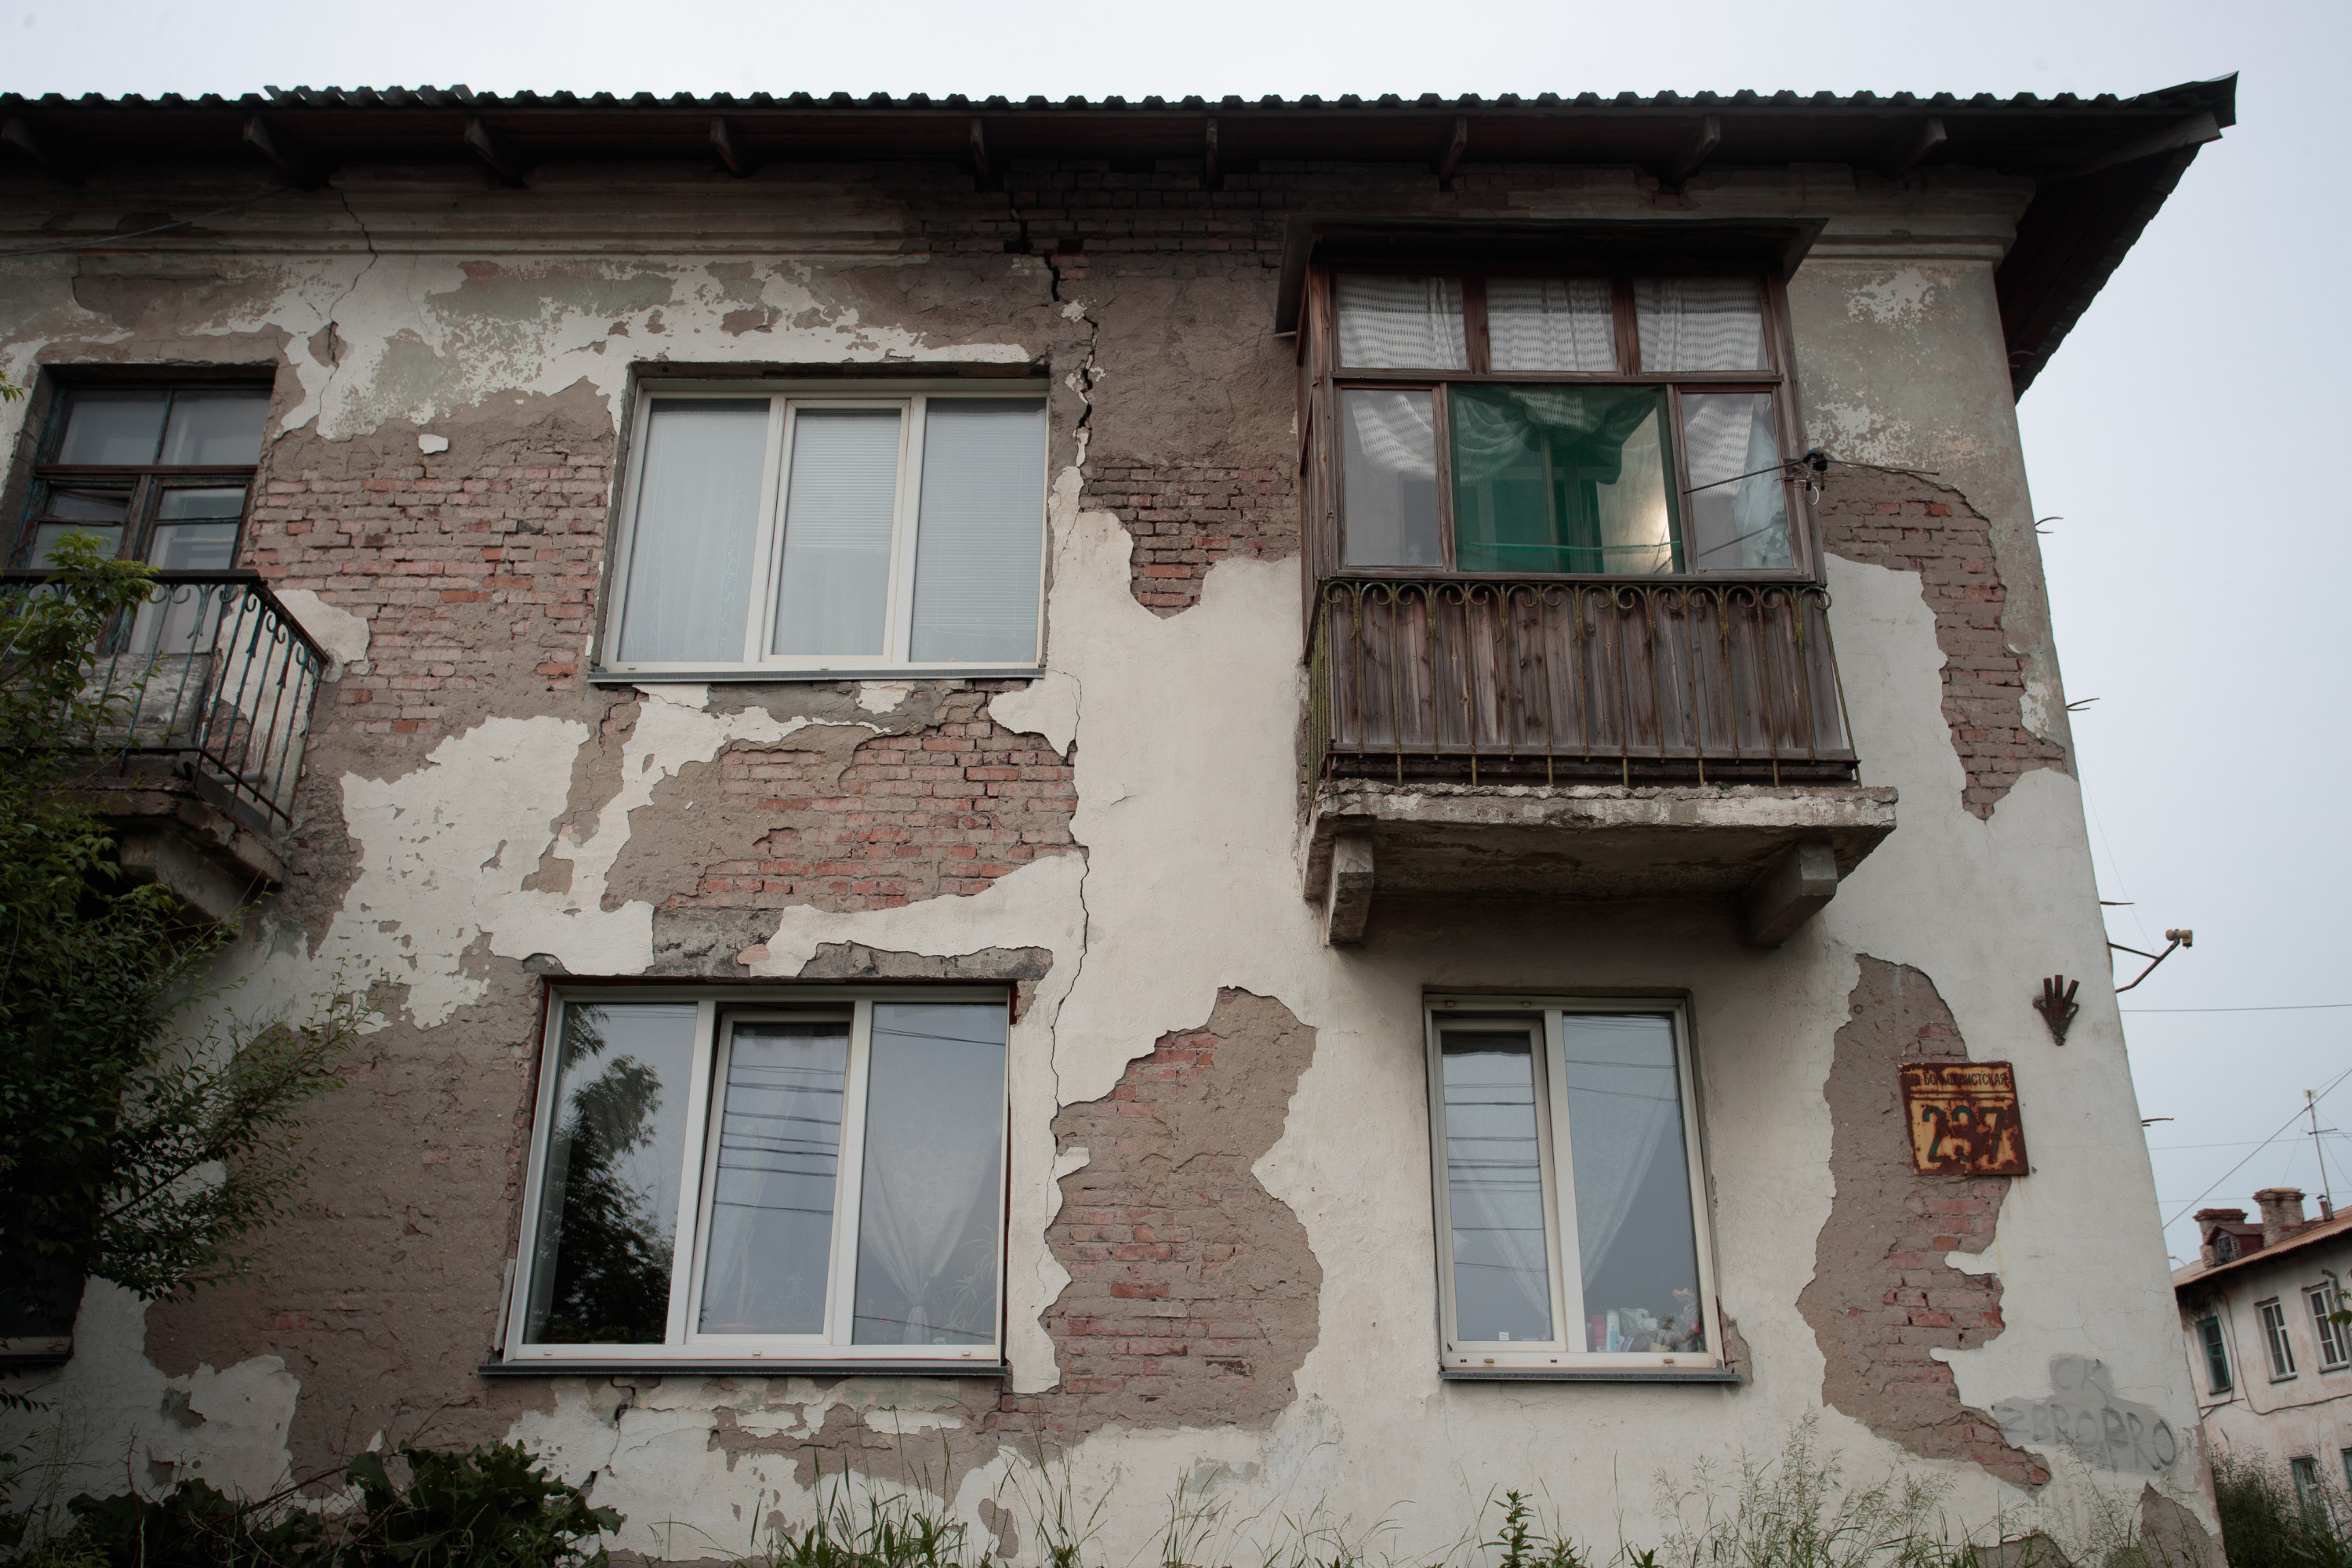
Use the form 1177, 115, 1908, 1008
0, 81, 2234, 1562
2176, 1190, 2352, 1510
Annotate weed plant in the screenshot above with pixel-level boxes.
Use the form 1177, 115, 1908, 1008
2211, 1454, 2347, 1568
0, 1414, 2249, 1568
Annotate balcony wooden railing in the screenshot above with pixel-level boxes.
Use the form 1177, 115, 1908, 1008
2, 569, 327, 831
1309, 576, 1857, 787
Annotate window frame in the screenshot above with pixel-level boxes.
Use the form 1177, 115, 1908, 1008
2259, 1296, 2299, 1381
596, 380, 1052, 681
9, 379, 270, 569
1421, 993, 1721, 1375
2292, 1457, 2321, 1512
499, 985, 1012, 1370
2199, 1313, 2234, 1394
1304, 264, 1816, 584
2308, 1274, 2350, 1371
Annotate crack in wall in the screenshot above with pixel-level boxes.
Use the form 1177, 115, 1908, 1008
312, 187, 381, 415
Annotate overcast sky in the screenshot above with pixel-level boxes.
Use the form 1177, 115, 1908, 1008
6, 1, 2343, 1266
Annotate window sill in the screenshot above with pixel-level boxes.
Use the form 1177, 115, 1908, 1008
480, 1358, 1008, 1379
1441, 1365, 1740, 1384
587, 667, 1042, 686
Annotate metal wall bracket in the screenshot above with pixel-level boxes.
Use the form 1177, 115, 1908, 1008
2033, 975, 2081, 1045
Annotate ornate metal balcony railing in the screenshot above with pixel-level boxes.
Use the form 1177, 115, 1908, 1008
2, 569, 327, 830
1309, 576, 1857, 787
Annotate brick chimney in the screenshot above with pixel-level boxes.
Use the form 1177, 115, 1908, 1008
2196, 1207, 2249, 1266
2254, 1188, 2308, 1247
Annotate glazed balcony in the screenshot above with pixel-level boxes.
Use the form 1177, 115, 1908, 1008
2, 568, 326, 924
1305, 576, 1896, 945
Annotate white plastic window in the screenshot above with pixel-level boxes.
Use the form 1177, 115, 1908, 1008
506, 990, 1009, 1365
1425, 997, 1717, 1372
604, 387, 1048, 674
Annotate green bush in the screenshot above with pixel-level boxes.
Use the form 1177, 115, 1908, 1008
2212, 1455, 2347, 1568
2, 1439, 619, 1568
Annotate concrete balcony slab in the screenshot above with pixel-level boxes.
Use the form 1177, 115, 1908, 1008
1307, 779, 1896, 946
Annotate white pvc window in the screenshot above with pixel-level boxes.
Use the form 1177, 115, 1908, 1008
505, 989, 1009, 1366
603, 386, 1049, 675
1424, 996, 1718, 1372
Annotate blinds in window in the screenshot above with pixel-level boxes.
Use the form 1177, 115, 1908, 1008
772, 409, 903, 658
616, 400, 770, 664
909, 400, 1047, 664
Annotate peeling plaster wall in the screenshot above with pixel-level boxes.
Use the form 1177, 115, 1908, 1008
1798, 956, 2045, 1486
0, 159, 2203, 1562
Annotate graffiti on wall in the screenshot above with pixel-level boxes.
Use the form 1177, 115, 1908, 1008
1991, 1356, 2180, 1475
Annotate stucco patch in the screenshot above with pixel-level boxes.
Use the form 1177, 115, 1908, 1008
2137, 1483, 2220, 1568
145, 962, 559, 1479
1990, 1356, 2183, 1478
1798, 956, 2045, 1488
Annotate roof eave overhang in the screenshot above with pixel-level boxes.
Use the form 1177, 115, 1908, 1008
0, 74, 2237, 398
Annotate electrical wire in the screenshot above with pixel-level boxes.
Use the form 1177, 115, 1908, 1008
2124, 1003, 2352, 1013
2160, 1066, 2352, 1228
0, 188, 301, 260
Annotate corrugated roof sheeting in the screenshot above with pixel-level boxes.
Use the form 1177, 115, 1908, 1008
0, 76, 2238, 396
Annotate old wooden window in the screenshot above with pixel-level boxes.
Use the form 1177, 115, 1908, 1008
1424, 997, 1719, 1375
12, 383, 268, 569
1303, 268, 1807, 579
2200, 1314, 2234, 1393
2308, 1276, 2350, 1370
2260, 1297, 2299, 1380
601, 383, 1048, 677
503, 989, 1009, 1368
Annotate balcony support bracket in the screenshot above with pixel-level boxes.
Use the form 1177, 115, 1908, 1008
1324, 834, 1375, 946
1741, 838, 1841, 948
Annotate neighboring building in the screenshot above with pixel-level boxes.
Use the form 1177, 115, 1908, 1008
2176, 1189, 2352, 1506
0, 80, 2234, 1561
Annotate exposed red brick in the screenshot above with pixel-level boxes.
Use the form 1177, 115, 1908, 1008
1816, 471, 2067, 818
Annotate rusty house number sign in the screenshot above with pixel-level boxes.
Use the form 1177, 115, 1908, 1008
1899, 1062, 2030, 1176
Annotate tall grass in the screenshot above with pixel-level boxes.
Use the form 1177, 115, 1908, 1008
732, 1415, 2203, 1568
2210, 1454, 2347, 1568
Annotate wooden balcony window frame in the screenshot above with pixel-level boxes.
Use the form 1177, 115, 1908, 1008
1298, 262, 1818, 614
9, 379, 268, 570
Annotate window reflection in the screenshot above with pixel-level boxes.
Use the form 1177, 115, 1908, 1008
525, 1003, 696, 1345
1450, 385, 1679, 574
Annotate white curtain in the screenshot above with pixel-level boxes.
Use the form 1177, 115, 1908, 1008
1559, 1015, 1684, 1283
851, 1004, 1007, 1345
1682, 392, 1792, 570
1447, 385, 1653, 487
1635, 277, 1766, 372
1335, 274, 1468, 369
1344, 387, 1437, 480
1488, 278, 1617, 372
